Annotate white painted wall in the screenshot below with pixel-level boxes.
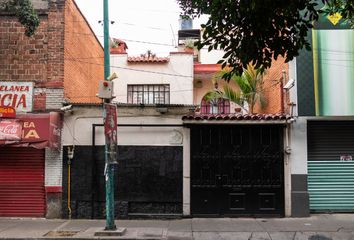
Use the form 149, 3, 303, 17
110, 53, 194, 105
199, 48, 225, 64
182, 128, 191, 216
287, 59, 298, 116
45, 148, 63, 187
62, 106, 187, 147
289, 117, 308, 174
287, 58, 307, 174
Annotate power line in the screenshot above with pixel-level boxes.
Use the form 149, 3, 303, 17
64, 31, 176, 47
121, 38, 175, 47
112, 65, 192, 78
119, 7, 180, 14
65, 56, 104, 60
66, 79, 282, 99
64, 58, 192, 78
82, 19, 172, 31
118, 22, 170, 31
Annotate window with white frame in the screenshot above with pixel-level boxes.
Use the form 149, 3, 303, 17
127, 84, 170, 104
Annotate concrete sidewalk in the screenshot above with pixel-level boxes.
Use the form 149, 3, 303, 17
0, 214, 353, 240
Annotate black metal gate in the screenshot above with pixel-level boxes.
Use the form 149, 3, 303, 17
190, 125, 284, 216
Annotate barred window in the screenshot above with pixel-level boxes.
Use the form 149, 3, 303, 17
201, 98, 230, 114
127, 84, 170, 104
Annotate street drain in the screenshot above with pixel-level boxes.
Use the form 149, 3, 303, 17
44, 231, 79, 237
308, 234, 332, 240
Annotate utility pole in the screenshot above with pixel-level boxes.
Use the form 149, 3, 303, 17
103, 0, 116, 231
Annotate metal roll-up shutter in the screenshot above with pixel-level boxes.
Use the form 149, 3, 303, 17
308, 121, 354, 212
0, 147, 45, 217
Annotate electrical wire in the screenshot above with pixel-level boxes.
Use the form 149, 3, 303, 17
64, 77, 282, 99
64, 58, 193, 78
65, 31, 176, 47
63, 88, 194, 99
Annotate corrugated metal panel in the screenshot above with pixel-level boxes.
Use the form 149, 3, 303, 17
308, 121, 354, 212
308, 121, 354, 161
0, 147, 45, 217
308, 161, 354, 211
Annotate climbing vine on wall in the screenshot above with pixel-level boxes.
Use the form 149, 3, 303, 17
1, 0, 40, 37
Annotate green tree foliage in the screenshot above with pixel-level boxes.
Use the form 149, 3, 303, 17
177, 0, 351, 76
323, 0, 354, 25
205, 64, 266, 114
1, 0, 40, 37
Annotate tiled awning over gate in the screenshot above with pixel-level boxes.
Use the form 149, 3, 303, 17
182, 113, 293, 124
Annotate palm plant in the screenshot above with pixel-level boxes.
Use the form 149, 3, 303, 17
205, 64, 266, 114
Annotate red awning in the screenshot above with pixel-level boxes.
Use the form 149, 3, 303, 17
0, 112, 62, 149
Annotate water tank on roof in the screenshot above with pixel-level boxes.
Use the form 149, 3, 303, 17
179, 16, 193, 30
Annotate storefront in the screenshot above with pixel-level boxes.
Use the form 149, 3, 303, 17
307, 120, 354, 212
0, 112, 62, 217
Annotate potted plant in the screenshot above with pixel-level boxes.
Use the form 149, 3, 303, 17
184, 38, 196, 53
110, 39, 128, 54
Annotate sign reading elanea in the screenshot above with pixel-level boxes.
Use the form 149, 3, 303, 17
0, 82, 33, 112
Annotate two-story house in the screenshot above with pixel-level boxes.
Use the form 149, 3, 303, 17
62, 27, 299, 218
61, 39, 194, 218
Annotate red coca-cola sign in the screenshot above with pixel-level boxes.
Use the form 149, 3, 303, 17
0, 119, 22, 140
0, 106, 16, 118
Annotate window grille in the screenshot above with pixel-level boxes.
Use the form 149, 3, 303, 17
127, 84, 170, 104
200, 98, 230, 114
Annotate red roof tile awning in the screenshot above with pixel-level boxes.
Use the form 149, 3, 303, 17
128, 56, 169, 63
182, 113, 293, 124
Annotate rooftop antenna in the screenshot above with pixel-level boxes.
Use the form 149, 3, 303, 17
170, 24, 177, 48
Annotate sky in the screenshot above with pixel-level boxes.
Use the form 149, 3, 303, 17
74, 0, 208, 56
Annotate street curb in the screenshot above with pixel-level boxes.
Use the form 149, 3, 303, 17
0, 238, 162, 240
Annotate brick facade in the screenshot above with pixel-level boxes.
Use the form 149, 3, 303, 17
64, 0, 104, 104
254, 57, 289, 114
193, 59, 288, 115
0, 0, 103, 218
0, 0, 103, 107
0, 0, 65, 111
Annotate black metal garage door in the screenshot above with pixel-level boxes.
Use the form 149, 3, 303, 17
190, 125, 284, 217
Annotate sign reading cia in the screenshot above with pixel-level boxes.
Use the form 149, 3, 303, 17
0, 82, 33, 112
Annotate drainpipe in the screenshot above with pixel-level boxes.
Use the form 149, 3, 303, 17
284, 118, 295, 216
